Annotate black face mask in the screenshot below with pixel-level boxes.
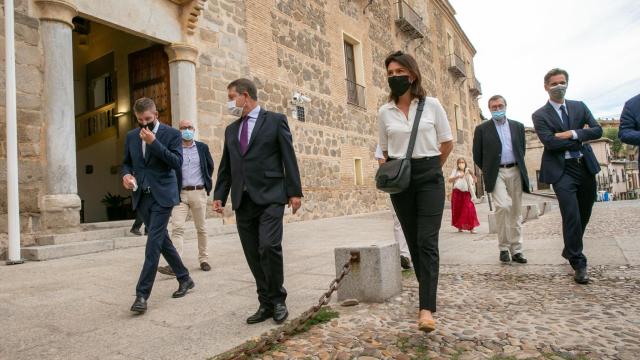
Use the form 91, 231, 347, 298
388, 75, 412, 97
139, 120, 156, 130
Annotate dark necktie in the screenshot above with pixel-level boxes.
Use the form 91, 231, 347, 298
560, 104, 570, 130
560, 105, 581, 158
239, 116, 249, 155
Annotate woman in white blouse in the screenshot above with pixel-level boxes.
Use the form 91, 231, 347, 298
448, 157, 480, 233
378, 51, 453, 333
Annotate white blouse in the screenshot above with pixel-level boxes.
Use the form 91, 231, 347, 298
378, 97, 453, 159
449, 168, 473, 192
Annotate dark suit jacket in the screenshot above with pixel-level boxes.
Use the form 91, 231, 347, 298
214, 108, 303, 210
176, 141, 215, 195
619, 94, 640, 168
532, 100, 602, 184
121, 123, 183, 210
472, 119, 530, 193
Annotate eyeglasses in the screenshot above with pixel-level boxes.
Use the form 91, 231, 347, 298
179, 126, 194, 130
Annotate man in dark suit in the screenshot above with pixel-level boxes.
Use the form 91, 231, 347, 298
473, 95, 530, 264
122, 98, 194, 314
619, 94, 640, 160
213, 78, 303, 324
158, 119, 215, 276
532, 68, 602, 284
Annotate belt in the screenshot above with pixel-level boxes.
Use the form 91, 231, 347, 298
141, 187, 152, 194
566, 157, 584, 165
499, 163, 517, 168
182, 185, 205, 191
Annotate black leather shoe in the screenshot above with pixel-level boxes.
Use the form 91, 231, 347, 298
512, 253, 528, 264
574, 268, 589, 284
273, 303, 289, 324
400, 256, 411, 270
130, 228, 142, 236
247, 306, 274, 324
130, 296, 147, 314
172, 278, 195, 298
500, 250, 510, 263
200, 262, 211, 271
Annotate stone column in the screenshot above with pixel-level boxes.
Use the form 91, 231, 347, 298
35, 0, 81, 231
165, 43, 198, 130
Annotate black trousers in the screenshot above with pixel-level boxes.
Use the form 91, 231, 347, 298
135, 193, 190, 299
131, 211, 144, 231
391, 157, 444, 312
235, 192, 287, 308
552, 159, 597, 270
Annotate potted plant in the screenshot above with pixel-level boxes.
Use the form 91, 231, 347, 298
101, 192, 130, 221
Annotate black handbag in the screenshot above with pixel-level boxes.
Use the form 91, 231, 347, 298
375, 97, 425, 194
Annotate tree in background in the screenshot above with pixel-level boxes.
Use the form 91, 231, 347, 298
603, 128, 623, 158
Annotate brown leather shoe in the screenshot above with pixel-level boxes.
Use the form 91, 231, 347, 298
418, 310, 436, 333
200, 262, 211, 271
157, 265, 175, 276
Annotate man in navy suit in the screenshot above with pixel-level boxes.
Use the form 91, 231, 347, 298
213, 78, 303, 325
532, 68, 602, 284
122, 97, 194, 314
619, 94, 640, 161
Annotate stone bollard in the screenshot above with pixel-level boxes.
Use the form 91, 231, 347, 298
488, 204, 540, 233
334, 242, 402, 303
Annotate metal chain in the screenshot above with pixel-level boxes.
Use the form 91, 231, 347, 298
213, 253, 359, 360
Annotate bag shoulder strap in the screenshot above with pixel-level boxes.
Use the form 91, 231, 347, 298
405, 97, 426, 159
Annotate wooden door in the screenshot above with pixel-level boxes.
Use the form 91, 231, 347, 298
128, 45, 172, 125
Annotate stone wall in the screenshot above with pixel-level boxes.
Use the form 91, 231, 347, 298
0, 1, 45, 255
0, 0, 482, 255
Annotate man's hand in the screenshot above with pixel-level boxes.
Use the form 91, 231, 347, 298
213, 200, 224, 214
554, 131, 573, 140
122, 174, 136, 190
140, 127, 156, 144
288, 197, 302, 215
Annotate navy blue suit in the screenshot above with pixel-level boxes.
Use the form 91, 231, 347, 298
121, 123, 190, 299
532, 100, 603, 270
619, 94, 640, 167
176, 141, 215, 195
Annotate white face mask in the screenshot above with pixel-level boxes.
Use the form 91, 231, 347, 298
227, 97, 244, 117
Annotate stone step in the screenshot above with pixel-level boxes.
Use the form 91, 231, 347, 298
81, 217, 225, 231
35, 227, 129, 246
23, 224, 238, 261
22, 240, 114, 261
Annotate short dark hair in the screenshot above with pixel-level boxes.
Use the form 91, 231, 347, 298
488, 95, 507, 107
544, 68, 569, 85
384, 51, 427, 102
133, 97, 157, 114
227, 78, 258, 100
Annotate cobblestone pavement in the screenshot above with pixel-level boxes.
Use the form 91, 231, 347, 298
258, 265, 640, 360
241, 201, 640, 360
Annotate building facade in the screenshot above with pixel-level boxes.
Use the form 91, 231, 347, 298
0, 0, 482, 256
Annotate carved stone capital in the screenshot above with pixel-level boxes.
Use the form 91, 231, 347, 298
165, 43, 199, 64
35, 0, 78, 28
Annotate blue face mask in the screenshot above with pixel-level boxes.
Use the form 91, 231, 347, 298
181, 129, 194, 141
491, 110, 506, 121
